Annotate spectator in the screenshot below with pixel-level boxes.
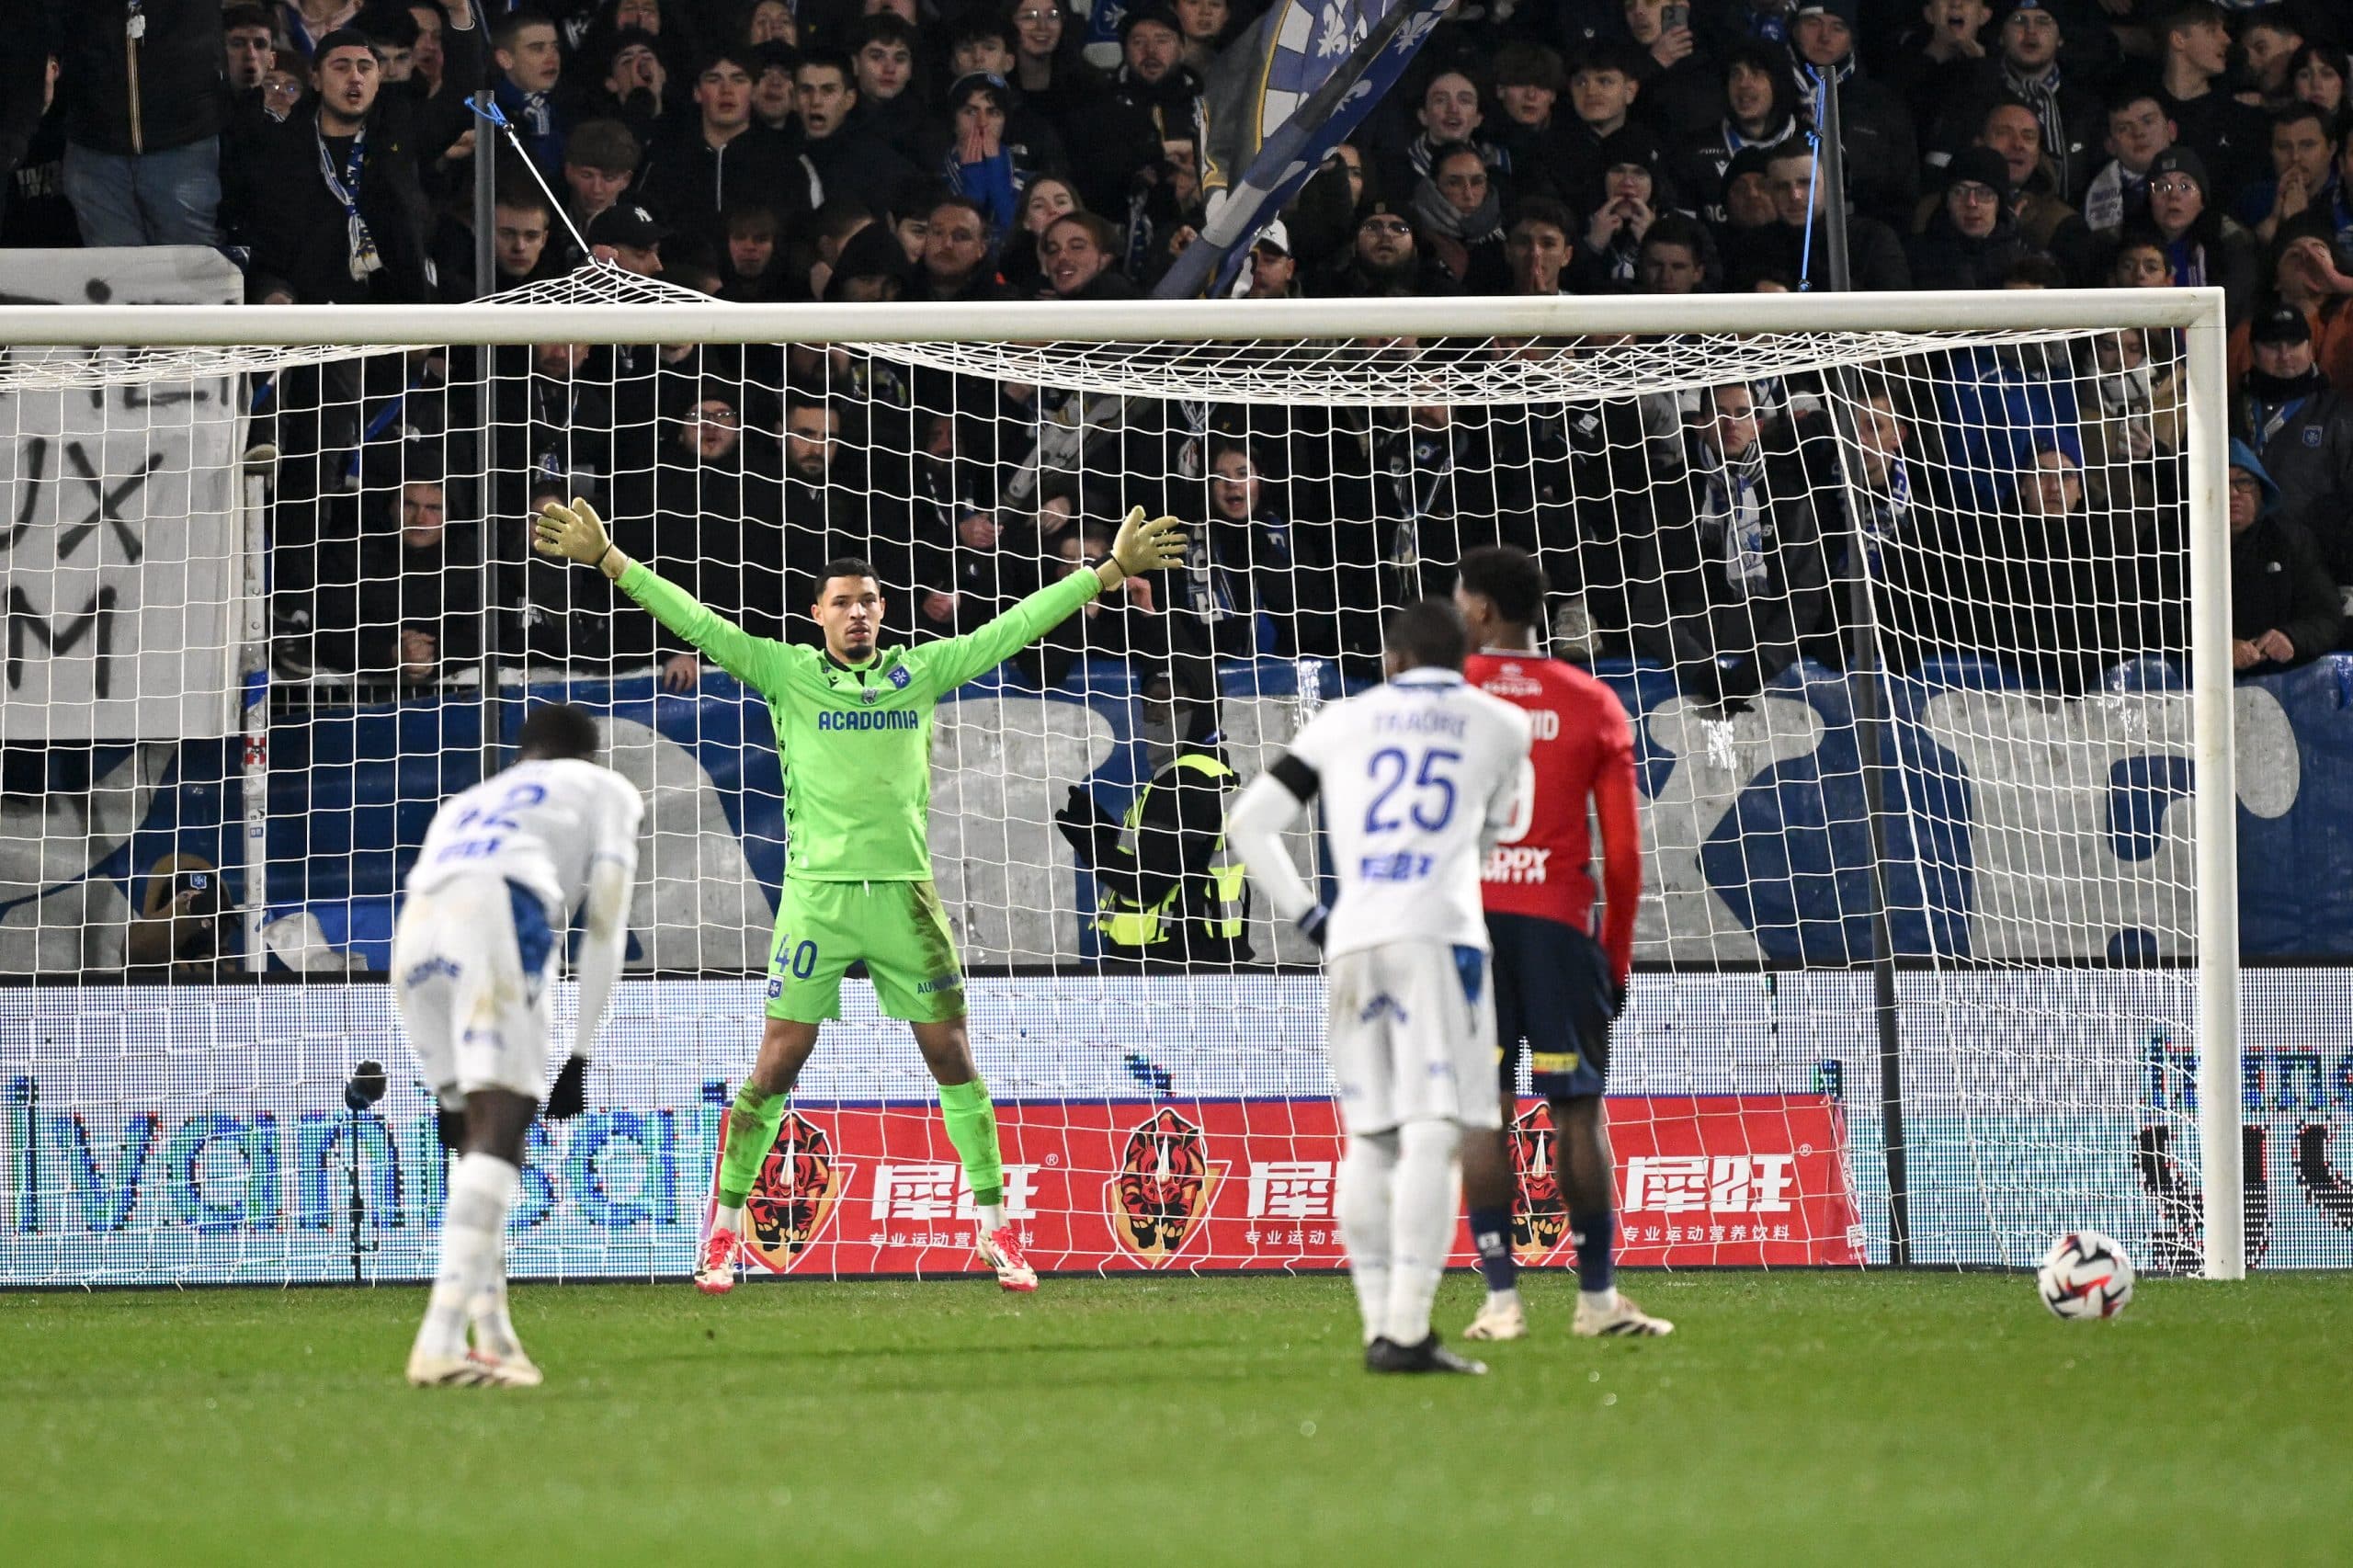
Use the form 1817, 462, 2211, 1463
1504, 199, 1577, 295
561, 119, 642, 251
1082, 5, 1222, 227
849, 15, 927, 165
1885, 0, 1993, 112
1038, 210, 1135, 298
795, 49, 917, 215
2239, 6, 2307, 112
1970, 96, 2096, 282
1485, 42, 1566, 189
2235, 302, 2353, 587
224, 6, 276, 94
646, 383, 775, 689
1555, 42, 1663, 205
1056, 670, 1251, 971
719, 201, 791, 300
492, 7, 568, 181
590, 27, 673, 141
57, 0, 223, 247
1574, 133, 1671, 291
2154, 0, 2269, 196
2077, 327, 2187, 516
1972, 0, 2099, 204
992, 173, 1072, 291
279, 2, 364, 61
1787, 0, 1920, 230
1166, 438, 1301, 663
1415, 142, 1509, 293
749, 40, 798, 134
384, 0, 483, 199
947, 14, 1017, 82
825, 215, 916, 299
2107, 222, 2173, 288
1737, 142, 1911, 290
1622, 0, 1716, 140
2254, 230, 2353, 392
1328, 199, 1455, 297
124, 855, 242, 984
918, 501, 1039, 638
1, 47, 70, 250
744, 0, 796, 47
1010, 0, 1105, 140
2290, 42, 2348, 124
1233, 217, 1297, 298
229, 30, 432, 304
587, 200, 666, 274
1172, 0, 1233, 77
640, 43, 809, 255
2239, 105, 2339, 246
1676, 43, 1801, 228
1634, 382, 1832, 707
1638, 211, 1718, 292
915, 194, 1009, 301
1910, 147, 2033, 289
2228, 438, 2341, 672
2084, 88, 2176, 235
345, 475, 483, 688
1384, 66, 1502, 203
2143, 146, 2258, 322
488, 191, 562, 291
939, 74, 1046, 239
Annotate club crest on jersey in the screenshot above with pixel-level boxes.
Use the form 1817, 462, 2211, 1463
860, 685, 881, 704
1105, 1108, 1223, 1267
889, 665, 911, 689
737, 1109, 850, 1272
1509, 1101, 1571, 1263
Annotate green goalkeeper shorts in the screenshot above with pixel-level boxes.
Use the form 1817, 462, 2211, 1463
764, 879, 967, 1025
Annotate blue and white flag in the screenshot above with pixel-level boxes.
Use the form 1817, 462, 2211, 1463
1154, 0, 1449, 300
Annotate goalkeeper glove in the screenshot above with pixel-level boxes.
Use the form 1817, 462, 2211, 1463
1296, 903, 1331, 950
532, 495, 616, 569
1106, 506, 1188, 581
544, 1054, 590, 1120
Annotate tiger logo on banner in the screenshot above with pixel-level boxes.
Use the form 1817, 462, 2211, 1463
1510, 1101, 1570, 1264
739, 1110, 848, 1272
1106, 1108, 1223, 1265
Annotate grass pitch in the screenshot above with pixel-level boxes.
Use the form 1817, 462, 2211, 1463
2, 1271, 2344, 1565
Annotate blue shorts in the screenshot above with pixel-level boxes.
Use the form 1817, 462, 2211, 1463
1487, 911, 1615, 1100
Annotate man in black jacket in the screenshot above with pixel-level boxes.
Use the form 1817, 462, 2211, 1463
57, 0, 223, 246
2237, 304, 2353, 591
638, 43, 810, 257
1736, 142, 1911, 290
2229, 439, 2343, 673
1787, 0, 1919, 230
227, 29, 433, 304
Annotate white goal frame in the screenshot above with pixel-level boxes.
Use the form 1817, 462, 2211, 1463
0, 287, 2243, 1279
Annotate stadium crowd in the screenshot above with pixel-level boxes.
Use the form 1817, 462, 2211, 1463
4, 0, 2352, 704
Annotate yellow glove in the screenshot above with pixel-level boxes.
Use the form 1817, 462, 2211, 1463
1108, 505, 1188, 580
532, 495, 614, 567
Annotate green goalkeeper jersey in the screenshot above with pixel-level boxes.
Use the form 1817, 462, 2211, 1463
618, 562, 1104, 882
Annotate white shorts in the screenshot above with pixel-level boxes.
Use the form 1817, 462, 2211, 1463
392, 877, 557, 1101
1324, 939, 1502, 1135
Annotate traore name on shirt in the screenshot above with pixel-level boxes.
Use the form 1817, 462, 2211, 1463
1373, 709, 1468, 738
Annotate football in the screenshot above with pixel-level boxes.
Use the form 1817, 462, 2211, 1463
2037, 1231, 2137, 1320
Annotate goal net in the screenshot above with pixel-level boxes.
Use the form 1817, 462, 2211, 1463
0, 278, 2246, 1287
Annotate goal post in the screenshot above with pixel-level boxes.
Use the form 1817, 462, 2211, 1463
0, 283, 2245, 1284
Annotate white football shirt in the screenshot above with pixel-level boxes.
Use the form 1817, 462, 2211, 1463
1285, 668, 1530, 958
406, 757, 643, 924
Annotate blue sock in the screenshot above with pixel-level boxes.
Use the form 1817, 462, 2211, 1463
1467, 1206, 1518, 1294
1570, 1210, 1615, 1294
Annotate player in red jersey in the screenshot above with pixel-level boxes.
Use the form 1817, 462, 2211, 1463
1452, 547, 1670, 1339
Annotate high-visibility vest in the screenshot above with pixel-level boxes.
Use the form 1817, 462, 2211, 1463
1095, 752, 1246, 950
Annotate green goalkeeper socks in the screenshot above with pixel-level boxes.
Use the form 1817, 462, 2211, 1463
716, 1083, 789, 1210
938, 1078, 1005, 1209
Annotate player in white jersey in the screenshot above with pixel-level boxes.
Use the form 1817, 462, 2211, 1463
393, 704, 643, 1388
1226, 600, 1531, 1375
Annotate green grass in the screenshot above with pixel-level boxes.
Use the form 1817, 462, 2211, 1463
1, 1272, 2345, 1564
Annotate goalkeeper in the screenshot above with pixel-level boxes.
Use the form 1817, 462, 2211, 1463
533, 495, 1186, 1293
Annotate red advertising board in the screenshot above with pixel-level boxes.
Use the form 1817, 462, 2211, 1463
717, 1095, 1864, 1277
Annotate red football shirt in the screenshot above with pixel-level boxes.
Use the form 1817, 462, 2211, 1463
1464, 650, 1642, 983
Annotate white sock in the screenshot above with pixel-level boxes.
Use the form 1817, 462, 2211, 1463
469, 1231, 521, 1359
1488, 1286, 1522, 1310
1383, 1119, 1462, 1348
712, 1200, 745, 1236
975, 1202, 1006, 1233
1337, 1130, 1400, 1345
1580, 1287, 1620, 1314
416, 1153, 518, 1362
